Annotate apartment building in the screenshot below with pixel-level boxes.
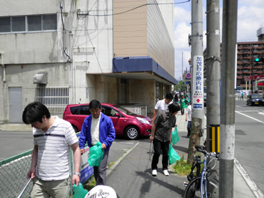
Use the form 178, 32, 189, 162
0, 0, 175, 124
204, 28, 264, 90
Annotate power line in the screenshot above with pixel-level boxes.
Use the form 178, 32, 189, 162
77, 0, 190, 18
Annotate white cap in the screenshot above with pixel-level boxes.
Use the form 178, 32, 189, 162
85, 185, 119, 198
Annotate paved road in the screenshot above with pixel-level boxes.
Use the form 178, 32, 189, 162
0, 131, 33, 161
235, 100, 264, 193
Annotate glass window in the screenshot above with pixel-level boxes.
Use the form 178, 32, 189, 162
80, 105, 90, 115
0, 17, 10, 32
43, 14, 57, 30
28, 15, 41, 31
70, 106, 79, 115
12, 16, 25, 32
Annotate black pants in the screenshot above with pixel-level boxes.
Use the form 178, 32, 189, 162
187, 121, 191, 137
181, 107, 184, 115
151, 138, 170, 170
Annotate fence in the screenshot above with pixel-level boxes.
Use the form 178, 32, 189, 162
0, 134, 92, 197
0, 150, 33, 198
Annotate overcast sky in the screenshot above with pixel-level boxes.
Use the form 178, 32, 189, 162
174, 0, 264, 80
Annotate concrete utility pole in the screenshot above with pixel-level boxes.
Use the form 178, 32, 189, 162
206, 1, 221, 197
188, 0, 204, 163
220, 0, 237, 197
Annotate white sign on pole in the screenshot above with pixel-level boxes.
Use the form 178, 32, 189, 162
193, 55, 204, 110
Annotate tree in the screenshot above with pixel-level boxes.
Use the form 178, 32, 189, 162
174, 81, 186, 92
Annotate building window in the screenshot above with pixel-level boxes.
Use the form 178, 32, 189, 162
28, 15, 41, 31
12, 16, 25, 32
0, 17, 10, 32
0, 14, 57, 33
35, 86, 69, 112
43, 15, 57, 30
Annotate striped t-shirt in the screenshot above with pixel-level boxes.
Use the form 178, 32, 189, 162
33, 116, 78, 181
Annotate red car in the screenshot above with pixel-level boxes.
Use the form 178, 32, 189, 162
63, 103, 152, 140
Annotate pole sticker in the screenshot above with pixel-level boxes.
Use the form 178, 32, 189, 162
193, 56, 204, 110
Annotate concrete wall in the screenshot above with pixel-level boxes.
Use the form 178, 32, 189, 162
1, 63, 71, 122
129, 79, 155, 113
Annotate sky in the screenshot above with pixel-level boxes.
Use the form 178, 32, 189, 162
174, 0, 264, 80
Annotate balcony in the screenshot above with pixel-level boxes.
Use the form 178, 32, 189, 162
237, 66, 243, 69
237, 76, 243, 79
243, 46, 252, 50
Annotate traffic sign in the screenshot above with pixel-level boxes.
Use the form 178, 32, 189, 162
186, 73, 191, 79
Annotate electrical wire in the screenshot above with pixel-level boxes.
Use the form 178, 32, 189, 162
60, 2, 71, 62
77, 0, 190, 18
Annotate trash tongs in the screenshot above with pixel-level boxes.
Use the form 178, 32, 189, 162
17, 178, 32, 198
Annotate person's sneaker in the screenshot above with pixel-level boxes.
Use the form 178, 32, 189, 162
152, 169, 157, 176
163, 170, 169, 176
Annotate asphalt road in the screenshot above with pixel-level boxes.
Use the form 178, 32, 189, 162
235, 100, 264, 193
0, 131, 33, 161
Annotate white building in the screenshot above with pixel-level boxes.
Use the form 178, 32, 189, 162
0, 0, 176, 124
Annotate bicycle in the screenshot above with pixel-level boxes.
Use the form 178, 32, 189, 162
183, 145, 220, 198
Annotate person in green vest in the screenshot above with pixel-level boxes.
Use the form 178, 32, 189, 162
180, 93, 187, 115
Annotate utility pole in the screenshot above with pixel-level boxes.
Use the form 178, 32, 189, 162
188, 0, 204, 163
220, 0, 237, 197
206, 1, 221, 197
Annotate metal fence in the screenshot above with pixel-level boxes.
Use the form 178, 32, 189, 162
0, 150, 33, 198
0, 150, 74, 198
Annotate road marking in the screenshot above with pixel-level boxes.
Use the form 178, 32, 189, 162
259, 112, 264, 115
235, 111, 264, 124
234, 158, 264, 198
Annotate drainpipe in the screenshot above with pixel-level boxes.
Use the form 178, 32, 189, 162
0, 52, 5, 82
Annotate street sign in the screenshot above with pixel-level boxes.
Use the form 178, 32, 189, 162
186, 73, 191, 79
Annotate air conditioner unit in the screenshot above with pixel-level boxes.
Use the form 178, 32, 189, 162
33, 72, 48, 84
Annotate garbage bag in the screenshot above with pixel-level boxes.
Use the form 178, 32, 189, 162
73, 183, 88, 198
171, 127, 180, 145
88, 142, 104, 167
168, 143, 181, 165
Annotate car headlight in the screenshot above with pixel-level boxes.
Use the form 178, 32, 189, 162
136, 117, 149, 124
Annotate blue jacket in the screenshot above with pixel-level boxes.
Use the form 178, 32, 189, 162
79, 113, 115, 151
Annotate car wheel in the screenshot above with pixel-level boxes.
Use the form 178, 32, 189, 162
72, 125, 79, 133
125, 126, 140, 140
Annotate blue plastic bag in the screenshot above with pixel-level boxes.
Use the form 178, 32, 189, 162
88, 142, 104, 167
171, 127, 180, 145
168, 143, 181, 165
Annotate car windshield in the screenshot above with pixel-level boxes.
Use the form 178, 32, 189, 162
113, 105, 137, 115
251, 95, 262, 99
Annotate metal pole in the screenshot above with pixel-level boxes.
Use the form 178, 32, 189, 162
206, 1, 221, 196
220, 0, 237, 197
188, 0, 204, 163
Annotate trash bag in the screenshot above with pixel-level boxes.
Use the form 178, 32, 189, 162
171, 127, 180, 145
168, 143, 181, 165
73, 183, 88, 198
88, 142, 104, 167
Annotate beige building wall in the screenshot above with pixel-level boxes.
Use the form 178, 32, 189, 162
113, 0, 174, 77
87, 75, 118, 104
129, 79, 155, 113
113, 0, 147, 57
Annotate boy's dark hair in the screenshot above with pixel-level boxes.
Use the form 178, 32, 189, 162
165, 93, 173, 100
89, 99, 102, 110
22, 102, 51, 124
168, 103, 180, 114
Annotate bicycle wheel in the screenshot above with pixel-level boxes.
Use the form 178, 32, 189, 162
183, 177, 219, 198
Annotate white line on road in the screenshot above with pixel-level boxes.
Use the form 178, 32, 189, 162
234, 158, 264, 198
235, 111, 264, 124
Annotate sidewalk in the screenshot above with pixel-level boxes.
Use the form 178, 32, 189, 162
105, 110, 256, 198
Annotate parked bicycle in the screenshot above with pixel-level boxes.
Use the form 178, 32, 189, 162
183, 145, 220, 198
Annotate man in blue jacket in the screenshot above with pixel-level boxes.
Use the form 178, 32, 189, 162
79, 100, 115, 185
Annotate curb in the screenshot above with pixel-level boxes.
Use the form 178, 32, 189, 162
106, 142, 140, 177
